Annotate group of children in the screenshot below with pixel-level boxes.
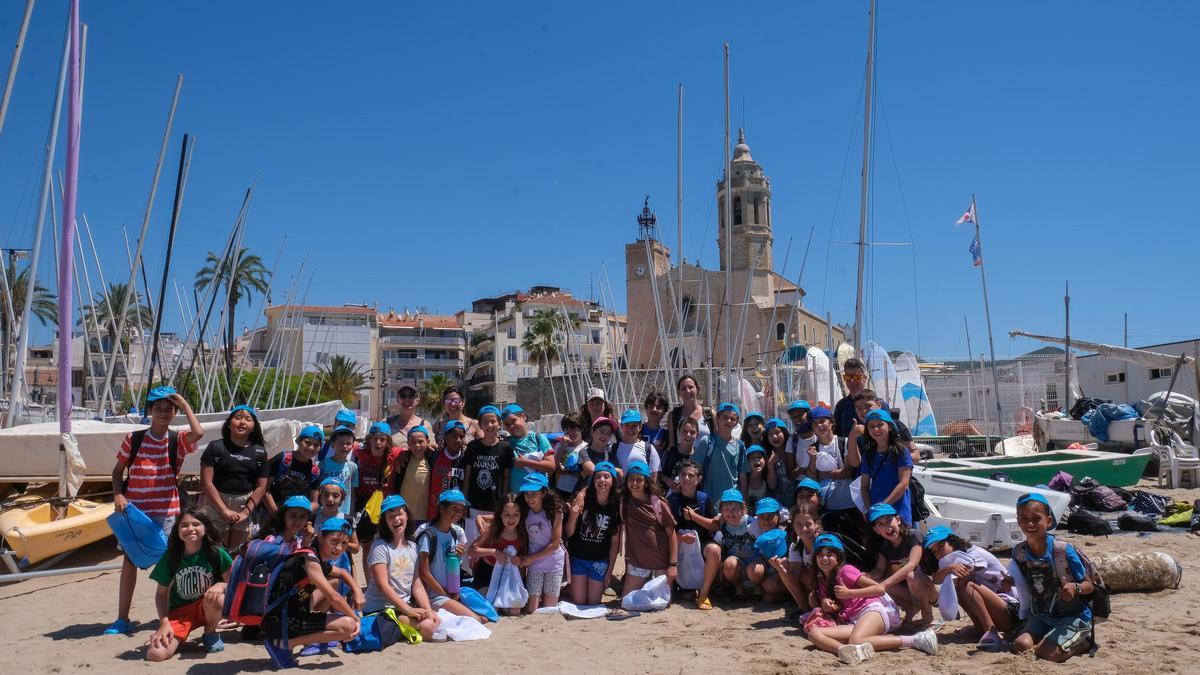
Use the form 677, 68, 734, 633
104, 371, 1103, 667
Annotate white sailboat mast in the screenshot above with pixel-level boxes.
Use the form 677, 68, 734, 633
852, 0, 877, 350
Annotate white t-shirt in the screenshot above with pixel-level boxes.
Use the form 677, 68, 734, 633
363, 539, 419, 612
789, 434, 817, 467
616, 440, 661, 473
797, 437, 840, 472
788, 543, 813, 566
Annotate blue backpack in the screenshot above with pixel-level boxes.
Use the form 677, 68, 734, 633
222, 538, 312, 636
273, 451, 320, 490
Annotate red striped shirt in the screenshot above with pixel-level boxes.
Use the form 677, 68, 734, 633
117, 430, 196, 518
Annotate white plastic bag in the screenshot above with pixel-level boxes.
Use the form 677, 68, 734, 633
431, 609, 491, 642
556, 601, 608, 619
621, 574, 671, 612
486, 558, 529, 609
676, 531, 705, 590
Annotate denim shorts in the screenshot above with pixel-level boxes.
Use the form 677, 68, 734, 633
570, 557, 609, 582
1021, 614, 1092, 651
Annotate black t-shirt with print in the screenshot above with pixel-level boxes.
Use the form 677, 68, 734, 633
267, 452, 319, 502
200, 439, 269, 494
568, 500, 621, 562
463, 438, 513, 511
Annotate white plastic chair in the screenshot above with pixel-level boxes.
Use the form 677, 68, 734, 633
1152, 429, 1200, 489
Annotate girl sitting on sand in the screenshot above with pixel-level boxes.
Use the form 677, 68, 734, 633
468, 494, 527, 617
921, 525, 1018, 649
866, 503, 937, 628
416, 489, 490, 623
517, 473, 566, 612
567, 461, 623, 606
769, 501, 822, 613
145, 507, 233, 661
805, 533, 937, 665
362, 495, 440, 641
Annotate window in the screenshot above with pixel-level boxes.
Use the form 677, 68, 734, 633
1149, 367, 1173, 380
775, 322, 786, 342
733, 197, 742, 226
506, 325, 516, 339
592, 330, 601, 344
1105, 372, 1126, 384
505, 346, 518, 362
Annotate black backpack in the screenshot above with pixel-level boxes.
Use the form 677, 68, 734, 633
1066, 509, 1113, 536
1117, 511, 1159, 532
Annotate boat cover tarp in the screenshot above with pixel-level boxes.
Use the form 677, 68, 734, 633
1082, 403, 1139, 442
106, 400, 346, 427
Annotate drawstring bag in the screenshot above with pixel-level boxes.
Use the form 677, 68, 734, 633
676, 532, 705, 590
342, 608, 423, 653
486, 559, 529, 609
459, 587, 501, 623
621, 574, 671, 612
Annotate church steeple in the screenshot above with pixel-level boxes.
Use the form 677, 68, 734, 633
717, 128, 773, 272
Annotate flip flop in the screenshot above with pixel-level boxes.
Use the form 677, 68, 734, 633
606, 609, 641, 621
696, 596, 713, 610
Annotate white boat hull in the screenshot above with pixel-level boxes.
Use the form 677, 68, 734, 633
913, 466, 1071, 523
918, 495, 1024, 551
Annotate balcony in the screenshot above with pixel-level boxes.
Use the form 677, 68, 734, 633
383, 357, 464, 368
380, 335, 463, 346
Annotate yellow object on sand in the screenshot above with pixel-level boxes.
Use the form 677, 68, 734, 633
0, 498, 114, 565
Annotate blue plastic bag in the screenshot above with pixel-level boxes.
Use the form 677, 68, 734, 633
106, 502, 168, 569
459, 587, 500, 623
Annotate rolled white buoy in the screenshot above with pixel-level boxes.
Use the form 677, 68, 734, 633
1091, 551, 1183, 593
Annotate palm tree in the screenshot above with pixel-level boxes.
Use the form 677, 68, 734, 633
194, 247, 270, 387
1, 264, 57, 392
521, 308, 579, 378
82, 282, 152, 353
418, 372, 457, 416
317, 355, 368, 408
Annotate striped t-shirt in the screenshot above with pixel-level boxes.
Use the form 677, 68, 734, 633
118, 430, 196, 518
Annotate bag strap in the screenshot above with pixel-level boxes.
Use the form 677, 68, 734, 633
125, 429, 180, 487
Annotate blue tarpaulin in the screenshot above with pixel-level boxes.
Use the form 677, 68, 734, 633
1081, 403, 1138, 442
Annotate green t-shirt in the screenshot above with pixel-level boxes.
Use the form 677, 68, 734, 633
149, 547, 234, 609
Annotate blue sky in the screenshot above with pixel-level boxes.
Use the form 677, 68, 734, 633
0, 1, 1195, 359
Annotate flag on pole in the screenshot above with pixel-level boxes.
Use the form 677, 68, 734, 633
955, 200, 976, 226
969, 234, 982, 267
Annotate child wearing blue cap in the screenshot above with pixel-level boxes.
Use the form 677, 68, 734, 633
805, 533, 938, 665
696, 488, 756, 609
865, 503, 936, 630
197, 405, 270, 553
258, 494, 316, 554
692, 402, 748, 501
426, 420, 468, 520
739, 411, 767, 448
502, 404, 556, 490
314, 478, 361, 555
746, 498, 788, 602
566, 461, 622, 606
352, 422, 398, 543
363, 495, 441, 640
763, 417, 797, 508
416, 489, 490, 623
394, 426, 435, 524
265, 426, 322, 517
620, 461, 678, 600
860, 409, 915, 526
517, 473, 566, 612
462, 405, 514, 559
319, 426, 360, 518
107, 386, 204, 635
769, 501, 822, 613
742, 445, 771, 512
920, 525, 1017, 649
616, 408, 662, 483
1009, 493, 1098, 662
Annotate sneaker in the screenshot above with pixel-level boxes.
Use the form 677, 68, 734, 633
837, 643, 876, 665
103, 618, 132, 635
976, 629, 1007, 651
263, 638, 297, 670
201, 633, 225, 653
912, 628, 939, 656
297, 643, 326, 657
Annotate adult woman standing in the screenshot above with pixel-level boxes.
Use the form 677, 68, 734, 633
577, 387, 615, 439
199, 405, 270, 552
667, 375, 715, 453
386, 384, 432, 451
431, 386, 481, 444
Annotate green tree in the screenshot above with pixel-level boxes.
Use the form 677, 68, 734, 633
521, 308, 579, 378
317, 355, 368, 408
82, 282, 152, 353
1, 264, 58, 390
194, 247, 270, 388
419, 371, 456, 416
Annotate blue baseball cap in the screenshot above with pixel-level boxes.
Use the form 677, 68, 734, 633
754, 528, 789, 559
744, 411, 765, 423
810, 407, 833, 420
230, 404, 258, 418
443, 420, 467, 435
626, 460, 651, 478
755, 497, 782, 516
813, 533, 844, 552
501, 404, 525, 419
437, 488, 469, 506
1016, 492, 1057, 526
865, 408, 898, 429
592, 461, 618, 478
719, 488, 745, 505
478, 405, 502, 419
867, 502, 898, 523
407, 425, 430, 438
380, 495, 408, 514
319, 516, 353, 534
795, 477, 821, 493
146, 386, 177, 403
335, 408, 357, 426
923, 525, 955, 549
716, 402, 741, 417
518, 473, 550, 492
787, 400, 811, 412
297, 424, 325, 444
330, 424, 356, 439
282, 495, 314, 512
318, 477, 347, 493
746, 444, 766, 457
765, 417, 789, 432
367, 421, 393, 437
619, 409, 643, 425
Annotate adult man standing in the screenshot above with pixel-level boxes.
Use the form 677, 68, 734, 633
833, 358, 868, 436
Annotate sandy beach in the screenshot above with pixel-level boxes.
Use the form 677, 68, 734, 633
2, 478, 1196, 675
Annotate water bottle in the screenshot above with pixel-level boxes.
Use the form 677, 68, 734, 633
445, 542, 461, 594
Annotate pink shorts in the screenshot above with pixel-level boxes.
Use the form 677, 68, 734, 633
846, 595, 902, 633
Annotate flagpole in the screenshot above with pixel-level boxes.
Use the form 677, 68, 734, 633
972, 195, 1005, 437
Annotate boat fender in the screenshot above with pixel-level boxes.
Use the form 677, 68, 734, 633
1091, 551, 1182, 593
